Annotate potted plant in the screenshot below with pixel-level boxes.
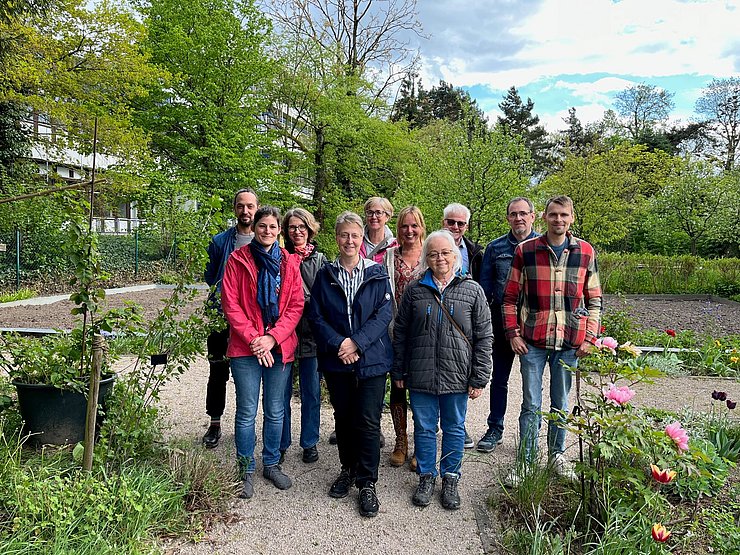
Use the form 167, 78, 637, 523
0, 306, 139, 446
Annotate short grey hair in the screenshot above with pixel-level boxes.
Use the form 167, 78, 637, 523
420, 230, 462, 274
335, 211, 364, 234
443, 203, 471, 222
506, 197, 535, 214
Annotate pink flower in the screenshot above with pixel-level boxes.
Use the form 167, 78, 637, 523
665, 421, 689, 451
595, 336, 618, 354
603, 383, 636, 406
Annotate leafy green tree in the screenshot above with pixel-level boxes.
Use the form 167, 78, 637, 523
136, 0, 277, 204
656, 159, 735, 255
540, 143, 675, 250
695, 77, 740, 171
394, 117, 531, 244
614, 83, 674, 143
495, 86, 550, 177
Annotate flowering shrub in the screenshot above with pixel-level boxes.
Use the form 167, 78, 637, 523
665, 422, 690, 451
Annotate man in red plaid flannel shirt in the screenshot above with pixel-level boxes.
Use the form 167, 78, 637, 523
502, 195, 601, 481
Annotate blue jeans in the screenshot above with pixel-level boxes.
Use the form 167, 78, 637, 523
409, 390, 468, 478
231, 354, 291, 474
281, 356, 321, 451
487, 308, 516, 435
518, 345, 578, 462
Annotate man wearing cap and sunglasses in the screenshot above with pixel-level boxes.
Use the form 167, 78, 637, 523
441, 203, 484, 449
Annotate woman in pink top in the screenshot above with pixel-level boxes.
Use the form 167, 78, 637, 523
221, 206, 303, 500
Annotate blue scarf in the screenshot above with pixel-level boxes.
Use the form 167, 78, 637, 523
249, 240, 282, 329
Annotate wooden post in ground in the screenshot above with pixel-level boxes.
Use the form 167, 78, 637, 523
83, 334, 104, 471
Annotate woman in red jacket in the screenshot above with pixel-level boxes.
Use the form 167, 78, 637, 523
221, 206, 304, 500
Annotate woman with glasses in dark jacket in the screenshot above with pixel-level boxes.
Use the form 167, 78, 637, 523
392, 230, 492, 511
308, 211, 393, 518
279, 207, 327, 465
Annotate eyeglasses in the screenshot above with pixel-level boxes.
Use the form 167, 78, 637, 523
426, 250, 454, 260
444, 219, 467, 228
288, 224, 307, 233
338, 232, 362, 241
507, 211, 532, 219
365, 210, 388, 218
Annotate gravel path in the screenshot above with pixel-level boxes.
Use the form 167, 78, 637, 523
3, 288, 740, 554
154, 357, 739, 555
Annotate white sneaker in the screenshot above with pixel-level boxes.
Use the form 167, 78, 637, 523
502, 467, 521, 488
550, 453, 577, 481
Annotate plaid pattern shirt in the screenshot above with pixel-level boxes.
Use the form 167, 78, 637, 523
502, 233, 602, 351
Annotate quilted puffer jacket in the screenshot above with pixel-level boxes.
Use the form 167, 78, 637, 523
391, 270, 493, 395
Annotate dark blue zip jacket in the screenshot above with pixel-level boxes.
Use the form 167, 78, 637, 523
204, 226, 238, 310
480, 230, 540, 306
308, 261, 393, 378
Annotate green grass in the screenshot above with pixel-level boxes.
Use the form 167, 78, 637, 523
0, 288, 36, 303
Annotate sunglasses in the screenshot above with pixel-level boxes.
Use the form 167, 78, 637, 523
444, 219, 467, 228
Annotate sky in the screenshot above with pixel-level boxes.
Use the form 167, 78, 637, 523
409, 0, 740, 132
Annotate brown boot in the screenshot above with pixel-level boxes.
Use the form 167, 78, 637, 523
389, 402, 408, 467
409, 454, 417, 472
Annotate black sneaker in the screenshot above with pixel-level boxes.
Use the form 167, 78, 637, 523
202, 423, 221, 449
302, 445, 319, 463
441, 473, 461, 510
464, 428, 474, 449
412, 474, 436, 507
329, 467, 355, 498
477, 428, 503, 453
358, 482, 380, 517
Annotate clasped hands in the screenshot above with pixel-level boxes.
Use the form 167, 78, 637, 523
338, 337, 360, 365
251, 334, 277, 367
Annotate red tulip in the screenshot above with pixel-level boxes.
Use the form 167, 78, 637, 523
652, 523, 671, 542
665, 329, 676, 337
650, 464, 676, 484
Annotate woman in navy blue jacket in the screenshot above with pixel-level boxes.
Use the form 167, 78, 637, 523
308, 211, 393, 518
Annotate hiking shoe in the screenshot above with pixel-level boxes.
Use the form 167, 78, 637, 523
477, 428, 503, 453
263, 465, 293, 490
202, 423, 221, 449
329, 467, 355, 498
302, 445, 319, 464
412, 474, 436, 507
239, 474, 254, 499
464, 428, 474, 449
550, 453, 577, 482
358, 483, 380, 517
329, 429, 338, 445
440, 473, 461, 510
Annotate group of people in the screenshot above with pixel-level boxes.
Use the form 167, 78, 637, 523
202, 188, 602, 517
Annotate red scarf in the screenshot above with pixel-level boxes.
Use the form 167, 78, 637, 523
293, 243, 315, 260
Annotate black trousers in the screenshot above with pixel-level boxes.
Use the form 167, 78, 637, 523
323, 371, 386, 488
205, 326, 230, 419
487, 305, 516, 433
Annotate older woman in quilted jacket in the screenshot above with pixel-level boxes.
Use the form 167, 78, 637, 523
391, 230, 492, 511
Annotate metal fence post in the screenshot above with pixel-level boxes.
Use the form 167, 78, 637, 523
134, 228, 139, 279
15, 227, 20, 291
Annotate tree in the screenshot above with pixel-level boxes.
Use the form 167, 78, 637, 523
540, 143, 675, 250
495, 86, 550, 177
265, 0, 423, 106
695, 77, 740, 171
656, 159, 734, 255
391, 76, 488, 132
394, 117, 531, 244
135, 0, 279, 215
614, 83, 674, 142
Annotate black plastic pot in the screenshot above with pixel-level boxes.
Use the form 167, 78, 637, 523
12, 375, 116, 447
